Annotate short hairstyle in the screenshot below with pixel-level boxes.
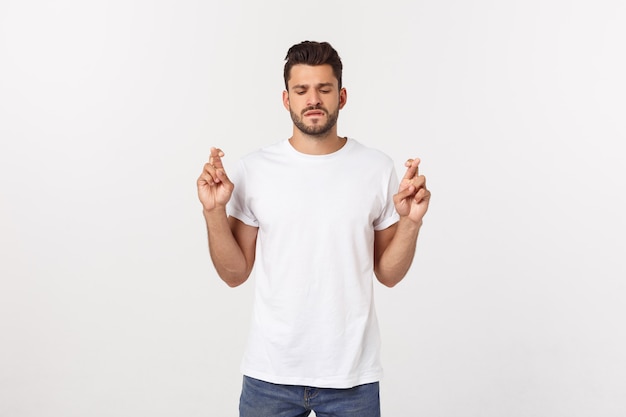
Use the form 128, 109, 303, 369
283, 41, 343, 90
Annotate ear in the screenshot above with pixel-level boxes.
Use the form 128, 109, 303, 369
282, 90, 290, 111
338, 87, 347, 110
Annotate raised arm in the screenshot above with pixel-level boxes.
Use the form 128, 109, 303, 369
374, 157, 431, 287
197, 147, 258, 287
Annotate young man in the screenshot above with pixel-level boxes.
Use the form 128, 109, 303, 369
197, 41, 430, 417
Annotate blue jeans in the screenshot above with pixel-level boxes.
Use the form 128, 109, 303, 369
239, 376, 381, 417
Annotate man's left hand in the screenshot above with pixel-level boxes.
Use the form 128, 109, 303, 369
394, 158, 431, 224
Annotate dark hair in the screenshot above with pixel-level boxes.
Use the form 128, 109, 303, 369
283, 41, 343, 90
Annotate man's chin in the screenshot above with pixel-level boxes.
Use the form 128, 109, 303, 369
291, 112, 337, 137
301, 128, 333, 137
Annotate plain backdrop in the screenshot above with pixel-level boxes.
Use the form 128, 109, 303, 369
1, 1, 625, 416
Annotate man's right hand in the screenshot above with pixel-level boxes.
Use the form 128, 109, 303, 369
197, 147, 234, 212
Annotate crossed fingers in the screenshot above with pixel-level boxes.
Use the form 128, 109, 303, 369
399, 157, 430, 207
204, 147, 226, 184
403, 158, 420, 181
401, 158, 426, 191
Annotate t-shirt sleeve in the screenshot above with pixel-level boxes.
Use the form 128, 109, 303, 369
373, 163, 400, 231
226, 160, 259, 227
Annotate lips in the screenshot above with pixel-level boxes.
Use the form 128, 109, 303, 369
304, 110, 325, 117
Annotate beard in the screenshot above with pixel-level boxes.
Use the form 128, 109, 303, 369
290, 105, 339, 137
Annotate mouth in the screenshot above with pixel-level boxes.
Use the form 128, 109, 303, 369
304, 110, 326, 117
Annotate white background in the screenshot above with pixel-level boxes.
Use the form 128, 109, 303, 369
1, 1, 625, 416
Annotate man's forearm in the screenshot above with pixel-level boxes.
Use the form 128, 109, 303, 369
375, 217, 423, 287
204, 208, 250, 287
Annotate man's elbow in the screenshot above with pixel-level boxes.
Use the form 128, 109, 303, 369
224, 278, 247, 288
219, 272, 250, 287
374, 269, 405, 288
215, 265, 252, 288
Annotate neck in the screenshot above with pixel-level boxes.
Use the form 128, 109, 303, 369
289, 129, 346, 155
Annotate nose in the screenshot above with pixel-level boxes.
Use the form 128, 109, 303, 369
306, 91, 321, 107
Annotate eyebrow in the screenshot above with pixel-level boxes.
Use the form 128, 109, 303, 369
292, 82, 335, 90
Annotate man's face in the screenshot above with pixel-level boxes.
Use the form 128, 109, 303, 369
283, 64, 347, 137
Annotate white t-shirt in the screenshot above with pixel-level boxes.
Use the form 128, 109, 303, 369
227, 138, 400, 388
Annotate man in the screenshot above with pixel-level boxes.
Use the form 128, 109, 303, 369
197, 41, 430, 417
